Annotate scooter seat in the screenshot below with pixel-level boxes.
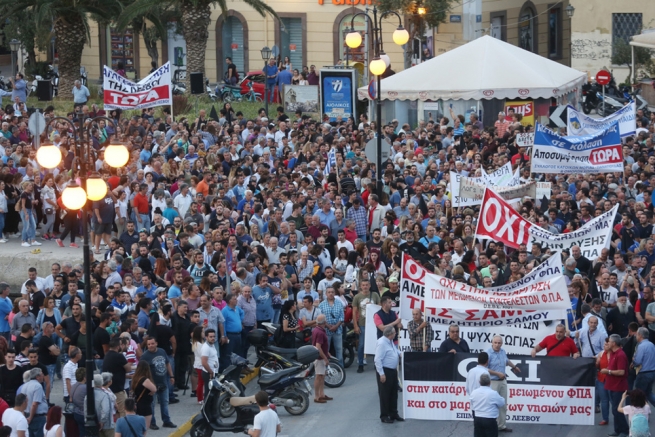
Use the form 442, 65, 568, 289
258, 366, 302, 387
229, 395, 256, 407
267, 345, 298, 356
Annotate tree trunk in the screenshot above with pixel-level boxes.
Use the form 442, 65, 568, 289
144, 34, 159, 67
54, 15, 87, 97
181, 2, 211, 93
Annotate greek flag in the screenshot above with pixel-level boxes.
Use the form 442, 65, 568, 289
325, 148, 337, 174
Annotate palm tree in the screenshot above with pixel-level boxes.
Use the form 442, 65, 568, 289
0, 0, 122, 96
118, 0, 278, 92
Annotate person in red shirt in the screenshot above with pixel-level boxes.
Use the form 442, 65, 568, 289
131, 183, 150, 230
531, 324, 580, 357
601, 334, 629, 436
311, 315, 332, 404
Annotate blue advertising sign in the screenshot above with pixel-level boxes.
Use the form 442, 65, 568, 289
450, 15, 461, 23
322, 75, 353, 121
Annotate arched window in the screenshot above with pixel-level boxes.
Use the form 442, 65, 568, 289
334, 11, 367, 64
518, 2, 537, 53
216, 11, 248, 81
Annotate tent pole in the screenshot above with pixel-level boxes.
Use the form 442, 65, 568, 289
631, 45, 635, 85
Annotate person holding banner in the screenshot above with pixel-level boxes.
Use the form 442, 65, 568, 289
486, 336, 520, 433
531, 324, 580, 358
438, 325, 470, 354
407, 309, 433, 352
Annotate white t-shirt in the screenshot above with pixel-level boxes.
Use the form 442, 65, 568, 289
252, 408, 281, 437
2, 408, 28, 437
600, 286, 619, 306
200, 342, 219, 374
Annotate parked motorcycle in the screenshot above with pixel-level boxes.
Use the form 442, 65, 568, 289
0, 71, 11, 91
621, 86, 651, 117
205, 79, 218, 101
172, 81, 186, 95
190, 367, 277, 437
215, 354, 250, 418
581, 82, 602, 115
254, 326, 346, 388
596, 92, 627, 117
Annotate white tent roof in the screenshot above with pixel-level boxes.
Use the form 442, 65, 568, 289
631, 30, 655, 49
357, 35, 587, 101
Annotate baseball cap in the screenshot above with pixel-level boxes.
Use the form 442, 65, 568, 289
388, 277, 399, 283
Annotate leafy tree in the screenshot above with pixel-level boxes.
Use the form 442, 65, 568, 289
119, 0, 278, 92
0, 0, 122, 96
1, 9, 51, 75
375, 0, 455, 68
611, 38, 653, 84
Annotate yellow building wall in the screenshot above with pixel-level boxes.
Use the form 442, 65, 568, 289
571, 0, 655, 82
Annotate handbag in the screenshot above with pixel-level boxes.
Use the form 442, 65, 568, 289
64, 385, 78, 414
45, 208, 54, 215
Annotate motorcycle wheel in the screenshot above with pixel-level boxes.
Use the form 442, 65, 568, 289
190, 420, 213, 437
325, 359, 346, 388
222, 92, 233, 103
255, 94, 263, 102
261, 361, 283, 373
582, 101, 592, 115
596, 102, 608, 117
282, 389, 310, 415
342, 343, 354, 368
216, 391, 236, 418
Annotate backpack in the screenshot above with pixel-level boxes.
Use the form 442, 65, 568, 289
631, 412, 650, 437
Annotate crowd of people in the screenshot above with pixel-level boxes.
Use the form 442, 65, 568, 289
0, 76, 654, 436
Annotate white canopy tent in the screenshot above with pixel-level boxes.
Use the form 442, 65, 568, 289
630, 30, 655, 83
357, 35, 586, 102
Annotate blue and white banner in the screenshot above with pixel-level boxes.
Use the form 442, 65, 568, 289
325, 148, 337, 174
532, 123, 623, 174
567, 101, 636, 138
322, 75, 353, 121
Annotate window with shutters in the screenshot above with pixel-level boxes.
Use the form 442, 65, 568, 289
612, 13, 642, 57
280, 17, 304, 69
548, 5, 562, 59
222, 17, 245, 79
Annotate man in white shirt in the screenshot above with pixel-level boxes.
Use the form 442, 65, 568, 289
2, 393, 28, 437
200, 329, 219, 396
336, 230, 354, 252
470, 373, 505, 437
20, 267, 47, 295
598, 272, 619, 309
174, 184, 193, 218
265, 237, 285, 264
248, 391, 281, 437
466, 352, 490, 397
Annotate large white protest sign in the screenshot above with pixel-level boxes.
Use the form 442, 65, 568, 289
567, 101, 636, 138
460, 178, 536, 204
424, 254, 569, 312
475, 187, 617, 258
103, 62, 172, 110
451, 162, 520, 206
532, 123, 624, 174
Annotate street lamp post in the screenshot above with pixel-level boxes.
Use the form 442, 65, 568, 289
36, 114, 128, 437
9, 39, 20, 76
261, 46, 272, 116
565, 3, 576, 67
346, 7, 409, 195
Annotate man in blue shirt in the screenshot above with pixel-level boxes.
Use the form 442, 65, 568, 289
137, 298, 153, 337
10, 73, 27, 103
136, 274, 157, 299
0, 282, 12, 342
633, 327, 655, 407
221, 293, 244, 369
277, 67, 293, 101
252, 275, 275, 326
263, 58, 278, 103
486, 336, 520, 433
470, 373, 506, 437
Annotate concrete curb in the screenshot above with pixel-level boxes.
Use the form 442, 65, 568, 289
168, 367, 261, 437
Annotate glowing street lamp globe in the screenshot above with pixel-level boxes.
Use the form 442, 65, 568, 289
36, 144, 62, 169
86, 175, 107, 201
104, 144, 129, 168
393, 27, 410, 46
345, 31, 362, 49
370, 57, 387, 76
61, 184, 86, 210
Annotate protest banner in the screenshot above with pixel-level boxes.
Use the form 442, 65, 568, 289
531, 122, 624, 174
475, 187, 617, 258
361, 253, 569, 355
423, 255, 569, 312
451, 162, 517, 206
516, 132, 534, 148
536, 182, 552, 207
460, 178, 536, 204
403, 352, 596, 425
103, 62, 172, 110
363, 303, 556, 356
567, 101, 636, 138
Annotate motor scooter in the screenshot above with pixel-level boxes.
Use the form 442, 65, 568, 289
190, 366, 277, 437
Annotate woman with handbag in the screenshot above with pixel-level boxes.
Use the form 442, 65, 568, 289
131, 360, 157, 430
41, 175, 58, 241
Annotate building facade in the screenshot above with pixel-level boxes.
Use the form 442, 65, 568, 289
78, 0, 406, 83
